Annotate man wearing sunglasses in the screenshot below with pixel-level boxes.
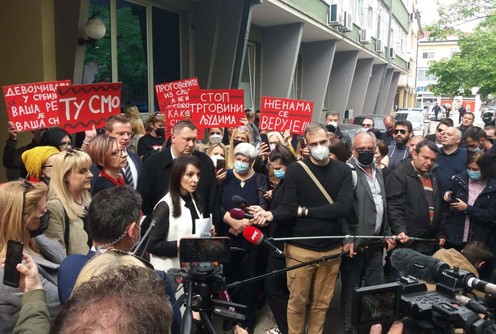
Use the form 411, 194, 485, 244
387, 120, 413, 170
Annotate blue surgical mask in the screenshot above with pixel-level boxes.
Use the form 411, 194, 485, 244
467, 169, 481, 181
469, 147, 482, 153
273, 169, 285, 180
234, 161, 249, 175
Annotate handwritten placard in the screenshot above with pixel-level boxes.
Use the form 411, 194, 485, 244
155, 78, 200, 135
3, 80, 72, 132
259, 96, 313, 135
57, 82, 122, 134
189, 89, 244, 128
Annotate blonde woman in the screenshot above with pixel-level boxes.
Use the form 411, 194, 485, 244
124, 105, 146, 154
0, 181, 61, 333
45, 150, 93, 255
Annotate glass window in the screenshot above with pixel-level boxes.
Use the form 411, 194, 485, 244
240, 43, 256, 109
422, 51, 435, 59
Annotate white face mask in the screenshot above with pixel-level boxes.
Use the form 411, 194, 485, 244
310, 145, 329, 162
327, 121, 338, 128
209, 134, 222, 144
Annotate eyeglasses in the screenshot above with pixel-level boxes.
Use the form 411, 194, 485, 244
362, 124, 373, 128
43, 164, 52, 168
59, 141, 72, 148
353, 147, 376, 152
436, 128, 446, 133
21, 179, 34, 217
394, 129, 407, 135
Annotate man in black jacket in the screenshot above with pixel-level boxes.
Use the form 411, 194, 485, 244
253, 123, 353, 334
386, 140, 445, 255
138, 121, 219, 225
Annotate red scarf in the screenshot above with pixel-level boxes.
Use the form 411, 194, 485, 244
99, 170, 125, 186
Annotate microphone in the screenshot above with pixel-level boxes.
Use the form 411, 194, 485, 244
230, 208, 254, 220
232, 195, 250, 209
132, 201, 168, 256
455, 295, 491, 315
465, 277, 496, 295
390, 248, 450, 283
242, 226, 284, 255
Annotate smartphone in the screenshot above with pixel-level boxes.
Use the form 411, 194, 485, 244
179, 237, 231, 263
257, 188, 268, 194
299, 137, 306, 149
450, 197, 459, 204
216, 158, 225, 171
3, 240, 23, 288
260, 133, 269, 147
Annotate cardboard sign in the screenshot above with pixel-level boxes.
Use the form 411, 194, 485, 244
58, 82, 122, 134
259, 96, 313, 135
3, 80, 71, 132
189, 89, 244, 128
155, 78, 200, 136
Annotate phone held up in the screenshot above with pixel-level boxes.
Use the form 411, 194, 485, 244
3, 240, 24, 288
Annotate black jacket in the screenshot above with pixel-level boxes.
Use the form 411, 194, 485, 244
138, 148, 220, 225
386, 161, 444, 246
443, 172, 496, 252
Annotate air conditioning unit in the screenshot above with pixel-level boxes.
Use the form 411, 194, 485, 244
339, 11, 353, 32
360, 28, 371, 44
409, 12, 415, 22
375, 39, 383, 53
389, 47, 395, 59
328, 4, 345, 27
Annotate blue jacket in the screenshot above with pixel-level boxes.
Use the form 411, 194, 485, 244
443, 172, 496, 252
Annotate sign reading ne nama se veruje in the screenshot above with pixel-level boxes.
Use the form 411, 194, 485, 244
3, 80, 71, 132
259, 96, 313, 135
3, 81, 122, 134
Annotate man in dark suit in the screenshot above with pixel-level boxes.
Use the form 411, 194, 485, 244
138, 121, 219, 225
105, 115, 142, 189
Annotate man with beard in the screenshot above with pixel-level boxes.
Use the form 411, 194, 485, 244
340, 132, 394, 334
387, 120, 413, 170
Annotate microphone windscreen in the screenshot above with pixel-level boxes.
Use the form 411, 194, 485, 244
166, 267, 181, 293
232, 195, 249, 208
229, 208, 245, 220
242, 225, 263, 245
391, 248, 449, 283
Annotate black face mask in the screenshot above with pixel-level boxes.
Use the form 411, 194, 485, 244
29, 211, 50, 238
233, 139, 243, 148
356, 150, 375, 166
155, 128, 165, 137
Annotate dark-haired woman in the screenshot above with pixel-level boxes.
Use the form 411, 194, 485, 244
443, 152, 496, 253
138, 112, 165, 161
147, 155, 214, 269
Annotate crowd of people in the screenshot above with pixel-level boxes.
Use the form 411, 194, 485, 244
0, 107, 496, 334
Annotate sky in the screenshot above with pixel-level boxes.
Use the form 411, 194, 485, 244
416, 0, 480, 31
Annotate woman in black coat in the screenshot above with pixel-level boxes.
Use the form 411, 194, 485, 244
443, 152, 496, 253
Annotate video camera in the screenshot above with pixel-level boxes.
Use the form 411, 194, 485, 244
352, 249, 496, 334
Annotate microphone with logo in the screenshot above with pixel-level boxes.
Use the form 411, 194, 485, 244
242, 225, 284, 256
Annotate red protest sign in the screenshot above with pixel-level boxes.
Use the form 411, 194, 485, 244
3, 80, 71, 132
155, 78, 200, 136
189, 89, 244, 128
57, 82, 122, 134
259, 96, 313, 135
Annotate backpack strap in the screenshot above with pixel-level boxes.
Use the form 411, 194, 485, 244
63, 208, 70, 256
297, 161, 334, 204
346, 162, 358, 189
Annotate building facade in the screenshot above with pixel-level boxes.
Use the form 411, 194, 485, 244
1, 0, 416, 181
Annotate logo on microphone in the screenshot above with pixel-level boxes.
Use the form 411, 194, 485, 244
251, 230, 259, 241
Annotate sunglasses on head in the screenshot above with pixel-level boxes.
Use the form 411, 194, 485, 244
394, 129, 407, 135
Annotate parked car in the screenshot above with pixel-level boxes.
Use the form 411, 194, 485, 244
482, 108, 496, 124
395, 110, 431, 136
350, 114, 386, 135
338, 123, 363, 141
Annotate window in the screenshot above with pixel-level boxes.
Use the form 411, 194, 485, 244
83, 0, 180, 113
417, 69, 436, 81
240, 43, 257, 109
422, 51, 435, 59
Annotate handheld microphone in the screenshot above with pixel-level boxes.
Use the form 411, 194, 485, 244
232, 195, 250, 209
132, 201, 168, 256
242, 226, 284, 255
390, 248, 450, 283
229, 208, 254, 220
